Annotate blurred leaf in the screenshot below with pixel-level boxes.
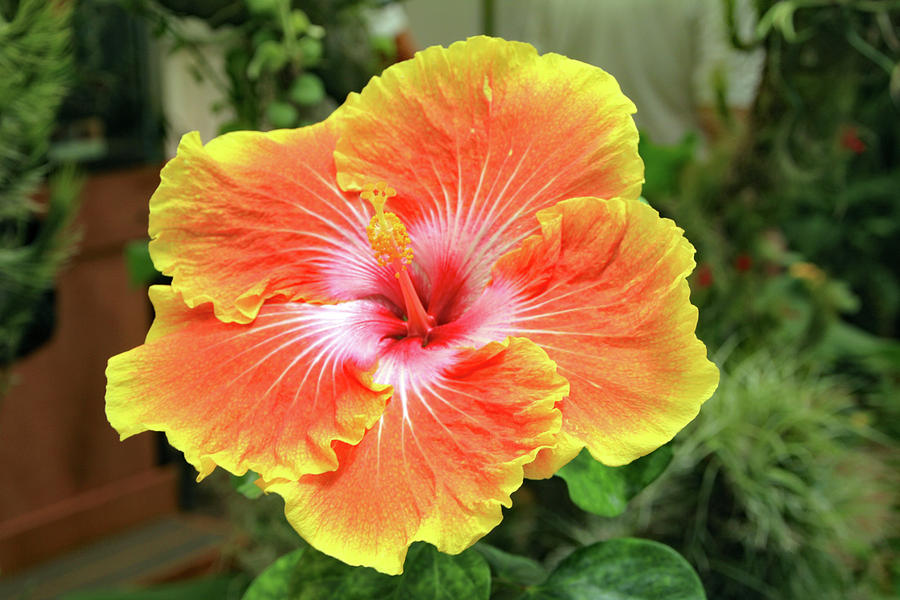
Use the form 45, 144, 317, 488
289, 73, 325, 106
306, 24, 325, 40
474, 543, 547, 586
266, 101, 299, 129
251, 30, 277, 49
242, 542, 490, 600
218, 119, 254, 135
246, 0, 280, 18
772, 2, 797, 42
231, 470, 263, 499
289, 9, 309, 34
890, 62, 900, 107
297, 37, 322, 67
371, 34, 397, 62
523, 538, 705, 600
822, 279, 860, 314
812, 320, 900, 374
757, 2, 797, 42
557, 444, 673, 517
123, 239, 158, 287
638, 133, 697, 200
247, 40, 287, 80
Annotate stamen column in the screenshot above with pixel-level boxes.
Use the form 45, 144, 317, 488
362, 182, 433, 340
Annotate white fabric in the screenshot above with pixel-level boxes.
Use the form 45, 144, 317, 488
364, 3, 410, 39
497, 0, 764, 145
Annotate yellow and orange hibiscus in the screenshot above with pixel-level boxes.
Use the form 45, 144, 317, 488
106, 37, 718, 574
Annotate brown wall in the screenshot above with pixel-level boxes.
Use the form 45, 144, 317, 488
0, 165, 178, 573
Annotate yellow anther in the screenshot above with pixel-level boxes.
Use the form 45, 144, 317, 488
362, 182, 412, 268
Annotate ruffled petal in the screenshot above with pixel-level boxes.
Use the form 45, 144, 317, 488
105, 286, 399, 481
149, 120, 398, 324
333, 36, 641, 317
487, 197, 719, 472
262, 337, 566, 574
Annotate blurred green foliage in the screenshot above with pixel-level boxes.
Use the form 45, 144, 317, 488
622, 351, 897, 599
0, 0, 81, 377
126, 0, 394, 133
626, 2, 900, 597
711, 0, 900, 339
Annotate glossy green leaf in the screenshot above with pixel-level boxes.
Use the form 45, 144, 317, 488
242, 542, 490, 600
524, 538, 705, 600
557, 444, 673, 517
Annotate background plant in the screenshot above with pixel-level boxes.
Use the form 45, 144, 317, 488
126, 0, 396, 133
618, 2, 900, 597
45, 1, 900, 598
0, 0, 81, 384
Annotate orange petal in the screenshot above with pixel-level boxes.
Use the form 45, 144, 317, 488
488, 197, 719, 473
149, 121, 397, 324
332, 36, 641, 312
106, 286, 397, 481
263, 337, 566, 574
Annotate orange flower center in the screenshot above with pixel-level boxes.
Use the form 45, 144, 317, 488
362, 182, 434, 340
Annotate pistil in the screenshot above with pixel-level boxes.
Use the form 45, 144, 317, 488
362, 182, 433, 340
396, 267, 433, 338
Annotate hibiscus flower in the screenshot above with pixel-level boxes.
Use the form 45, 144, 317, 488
106, 37, 718, 574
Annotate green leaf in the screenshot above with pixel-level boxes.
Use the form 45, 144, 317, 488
123, 240, 159, 287
242, 542, 490, 600
557, 444, 673, 517
524, 538, 705, 600
289, 74, 325, 106
231, 470, 263, 499
474, 543, 547, 586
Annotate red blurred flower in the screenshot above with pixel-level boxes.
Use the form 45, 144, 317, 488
840, 126, 866, 154
696, 263, 714, 288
